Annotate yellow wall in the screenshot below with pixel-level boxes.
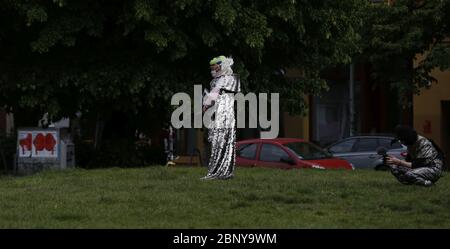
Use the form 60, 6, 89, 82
283, 69, 310, 140
413, 56, 450, 147
283, 108, 310, 140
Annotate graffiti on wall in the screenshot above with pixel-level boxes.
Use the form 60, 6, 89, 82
18, 130, 58, 158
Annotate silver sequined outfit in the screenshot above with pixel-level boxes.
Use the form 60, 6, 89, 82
202, 74, 240, 180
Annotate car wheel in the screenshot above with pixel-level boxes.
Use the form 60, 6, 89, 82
375, 164, 390, 171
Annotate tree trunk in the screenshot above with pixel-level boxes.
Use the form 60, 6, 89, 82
0, 147, 7, 172
94, 113, 105, 150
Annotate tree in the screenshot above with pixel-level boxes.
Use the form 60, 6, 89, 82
0, 0, 366, 146
362, 0, 450, 106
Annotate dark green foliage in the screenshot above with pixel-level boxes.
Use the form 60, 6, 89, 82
0, 0, 366, 120
74, 139, 165, 168
0, 0, 368, 167
1, 1, 449, 117
0, 133, 16, 172
363, 0, 450, 104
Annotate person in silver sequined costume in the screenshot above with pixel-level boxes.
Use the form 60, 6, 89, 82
386, 125, 444, 187
201, 56, 240, 180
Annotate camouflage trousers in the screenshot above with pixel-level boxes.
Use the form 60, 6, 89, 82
391, 165, 442, 186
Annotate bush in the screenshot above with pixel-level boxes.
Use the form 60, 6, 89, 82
74, 138, 165, 168
0, 133, 17, 172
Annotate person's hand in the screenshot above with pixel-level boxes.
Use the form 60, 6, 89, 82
386, 156, 403, 167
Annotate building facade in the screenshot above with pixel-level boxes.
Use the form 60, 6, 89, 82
413, 51, 450, 162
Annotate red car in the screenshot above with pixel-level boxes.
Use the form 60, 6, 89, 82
236, 138, 354, 170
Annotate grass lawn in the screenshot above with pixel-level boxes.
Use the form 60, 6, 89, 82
0, 166, 449, 228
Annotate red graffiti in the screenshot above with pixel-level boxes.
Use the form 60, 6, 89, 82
33, 133, 57, 155
19, 133, 32, 154
45, 133, 56, 154
33, 133, 45, 155
19, 132, 57, 156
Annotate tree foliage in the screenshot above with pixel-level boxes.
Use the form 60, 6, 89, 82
0, 0, 366, 127
363, 0, 450, 105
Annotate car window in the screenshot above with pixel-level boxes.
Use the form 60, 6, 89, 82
355, 138, 378, 152
329, 139, 356, 153
238, 143, 257, 160
379, 138, 402, 150
285, 142, 332, 160
260, 144, 289, 162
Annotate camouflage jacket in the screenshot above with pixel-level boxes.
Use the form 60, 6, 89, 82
407, 135, 444, 170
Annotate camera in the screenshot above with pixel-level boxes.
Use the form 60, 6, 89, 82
377, 147, 388, 165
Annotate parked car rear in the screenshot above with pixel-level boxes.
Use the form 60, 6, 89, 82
326, 135, 407, 170
236, 138, 353, 170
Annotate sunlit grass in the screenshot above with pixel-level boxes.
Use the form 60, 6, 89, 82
0, 166, 449, 228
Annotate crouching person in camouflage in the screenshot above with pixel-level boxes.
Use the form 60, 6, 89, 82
386, 125, 444, 187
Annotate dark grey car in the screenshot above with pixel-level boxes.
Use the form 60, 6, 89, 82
326, 136, 407, 170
